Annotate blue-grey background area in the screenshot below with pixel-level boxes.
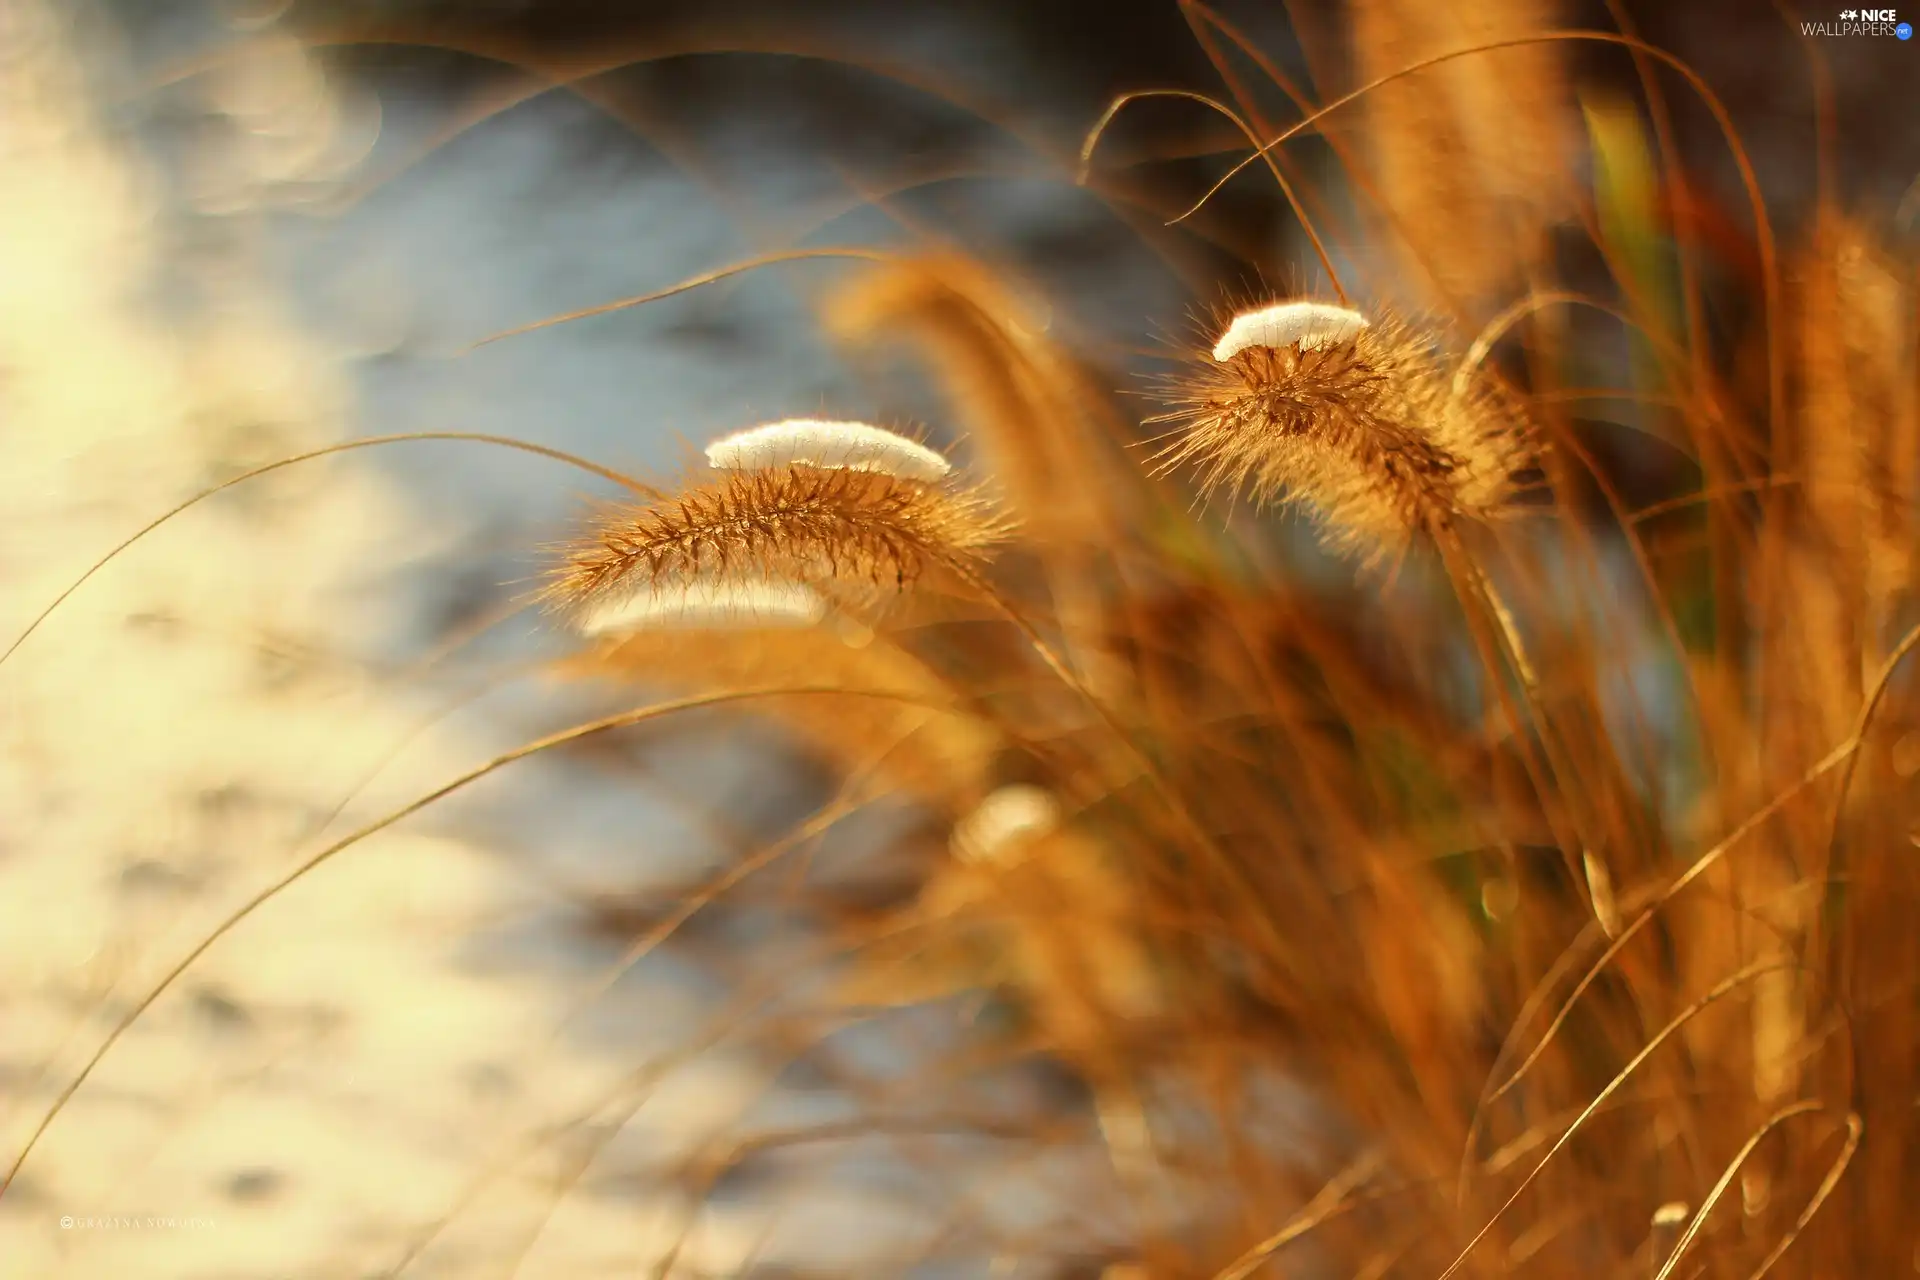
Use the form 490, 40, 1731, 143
116, 0, 1256, 612
116, 0, 1920, 608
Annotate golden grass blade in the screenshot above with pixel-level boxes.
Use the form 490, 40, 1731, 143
464, 247, 895, 350
0, 685, 945, 1202
0, 432, 659, 671
1649, 1099, 1827, 1280
1484, 618, 1920, 1114
1439, 960, 1786, 1280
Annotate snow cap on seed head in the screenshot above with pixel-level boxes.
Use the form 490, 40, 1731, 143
705, 419, 951, 483
578, 579, 826, 637
951, 785, 1061, 866
1211, 301, 1370, 362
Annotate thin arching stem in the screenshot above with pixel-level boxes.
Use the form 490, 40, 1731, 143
1745, 1110, 1862, 1279
1084, 30, 1785, 467
153, 22, 1243, 302
1438, 960, 1788, 1280
466, 246, 895, 349
0, 685, 945, 1202
1179, 0, 1480, 319
1174, 0, 1351, 304
1210, 1150, 1386, 1280
1074, 87, 1346, 302
0, 433, 660, 671
1649, 1098, 1828, 1280
1481, 617, 1920, 1113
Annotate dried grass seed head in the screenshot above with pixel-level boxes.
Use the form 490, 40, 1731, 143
1158, 300, 1532, 566
824, 255, 1141, 543
547, 464, 1011, 623
705, 418, 953, 483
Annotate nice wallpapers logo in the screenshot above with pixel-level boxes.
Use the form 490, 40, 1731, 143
1807, 8, 1914, 36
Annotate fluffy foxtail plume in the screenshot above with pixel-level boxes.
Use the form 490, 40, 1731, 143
1157, 300, 1533, 567
546, 465, 1011, 622
704, 418, 953, 483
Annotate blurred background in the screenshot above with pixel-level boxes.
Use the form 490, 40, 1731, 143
1, 0, 1915, 1275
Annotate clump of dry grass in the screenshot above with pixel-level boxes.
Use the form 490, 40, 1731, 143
498, 168, 1913, 1272
13, 7, 1920, 1280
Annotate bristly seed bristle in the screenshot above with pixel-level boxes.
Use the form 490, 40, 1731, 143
1155, 302, 1533, 567
545, 465, 1012, 623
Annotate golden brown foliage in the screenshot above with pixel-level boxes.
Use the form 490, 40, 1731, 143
559, 624, 1002, 812
20, 9, 1920, 1280
526, 183, 1919, 1267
